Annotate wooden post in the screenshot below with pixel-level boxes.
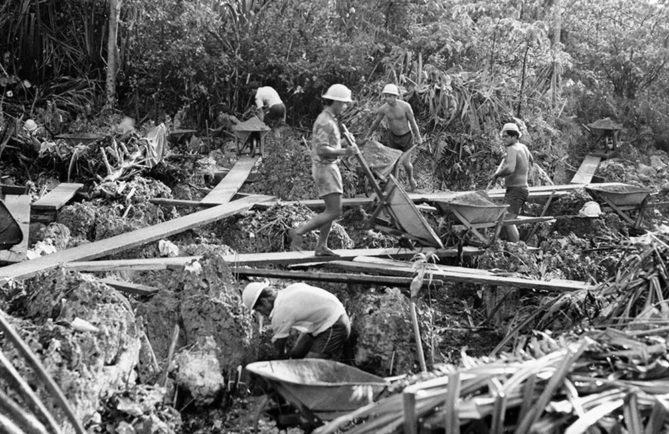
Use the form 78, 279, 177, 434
410, 298, 428, 373
105, 0, 122, 110
403, 391, 418, 434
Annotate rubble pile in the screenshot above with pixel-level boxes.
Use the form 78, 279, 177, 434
136, 253, 254, 372
2, 271, 140, 428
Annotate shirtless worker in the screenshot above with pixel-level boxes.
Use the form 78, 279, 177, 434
490, 123, 534, 242
242, 281, 351, 360
364, 84, 423, 191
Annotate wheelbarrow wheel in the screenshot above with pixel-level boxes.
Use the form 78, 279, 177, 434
252, 395, 270, 434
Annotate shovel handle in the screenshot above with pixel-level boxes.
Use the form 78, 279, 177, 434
341, 124, 385, 198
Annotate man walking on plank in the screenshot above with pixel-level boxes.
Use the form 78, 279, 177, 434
289, 84, 359, 257
243, 281, 351, 360
364, 83, 423, 191
490, 122, 534, 242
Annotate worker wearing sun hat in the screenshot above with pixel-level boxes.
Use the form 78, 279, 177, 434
490, 122, 534, 242
242, 281, 351, 360
288, 84, 359, 257
364, 83, 423, 191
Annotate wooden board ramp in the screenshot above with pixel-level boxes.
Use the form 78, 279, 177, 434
31, 182, 84, 222
151, 182, 627, 210
0, 195, 31, 263
232, 267, 445, 287
570, 154, 602, 184
322, 257, 595, 292
0, 195, 270, 282
31, 183, 84, 211
64, 246, 485, 273
200, 156, 259, 205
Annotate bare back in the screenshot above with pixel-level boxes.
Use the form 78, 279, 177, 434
379, 100, 413, 135
504, 143, 532, 188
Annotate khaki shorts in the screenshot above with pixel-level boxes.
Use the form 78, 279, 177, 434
312, 163, 343, 197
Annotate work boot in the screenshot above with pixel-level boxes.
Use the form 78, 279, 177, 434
288, 229, 303, 251
314, 246, 340, 257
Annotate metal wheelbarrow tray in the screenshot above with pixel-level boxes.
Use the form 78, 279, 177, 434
436, 192, 509, 224
247, 359, 388, 415
585, 183, 651, 207
586, 183, 651, 227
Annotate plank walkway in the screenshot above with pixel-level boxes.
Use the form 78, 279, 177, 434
0, 195, 269, 282
152, 183, 626, 210
323, 257, 595, 292
0, 195, 31, 263
31, 183, 84, 211
200, 156, 259, 205
64, 246, 484, 272
570, 154, 602, 184
233, 267, 444, 287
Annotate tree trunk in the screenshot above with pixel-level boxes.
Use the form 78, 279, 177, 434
516, 42, 530, 118
550, 0, 562, 111
105, 0, 122, 111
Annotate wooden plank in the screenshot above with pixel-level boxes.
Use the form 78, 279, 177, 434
231, 267, 445, 287
200, 156, 259, 205
323, 260, 594, 292
253, 197, 373, 210
99, 278, 159, 296
570, 155, 602, 184
151, 194, 276, 208
452, 216, 556, 231
31, 183, 84, 210
0, 195, 31, 263
0, 195, 270, 282
0, 184, 28, 195
64, 247, 484, 272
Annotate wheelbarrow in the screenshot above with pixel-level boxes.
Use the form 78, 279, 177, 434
432, 192, 509, 246
232, 116, 271, 156
247, 359, 389, 432
586, 183, 651, 228
341, 125, 444, 249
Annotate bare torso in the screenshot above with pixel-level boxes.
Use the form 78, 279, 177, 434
379, 100, 413, 135
505, 143, 532, 187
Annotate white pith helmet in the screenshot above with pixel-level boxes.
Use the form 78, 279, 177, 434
322, 84, 353, 103
500, 123, 522, 138
242, 281, 269, 310
24, 119, 38, 133
382, 84, 400, 96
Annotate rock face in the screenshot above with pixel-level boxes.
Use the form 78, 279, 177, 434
173, 336, 225, 406
135, 253, 254, 381
3, 270, 140, 427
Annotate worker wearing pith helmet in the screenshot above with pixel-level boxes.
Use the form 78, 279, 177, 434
499, 122, 522, 138
490, 122, 533, 242
364, 83, 423, 191
242, 281, 351, 360
321, 83, 354, 102
289, 84, 359, 257
382, 84, 400, 96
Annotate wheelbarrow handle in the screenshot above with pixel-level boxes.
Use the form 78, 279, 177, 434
341, 123, 385, 198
